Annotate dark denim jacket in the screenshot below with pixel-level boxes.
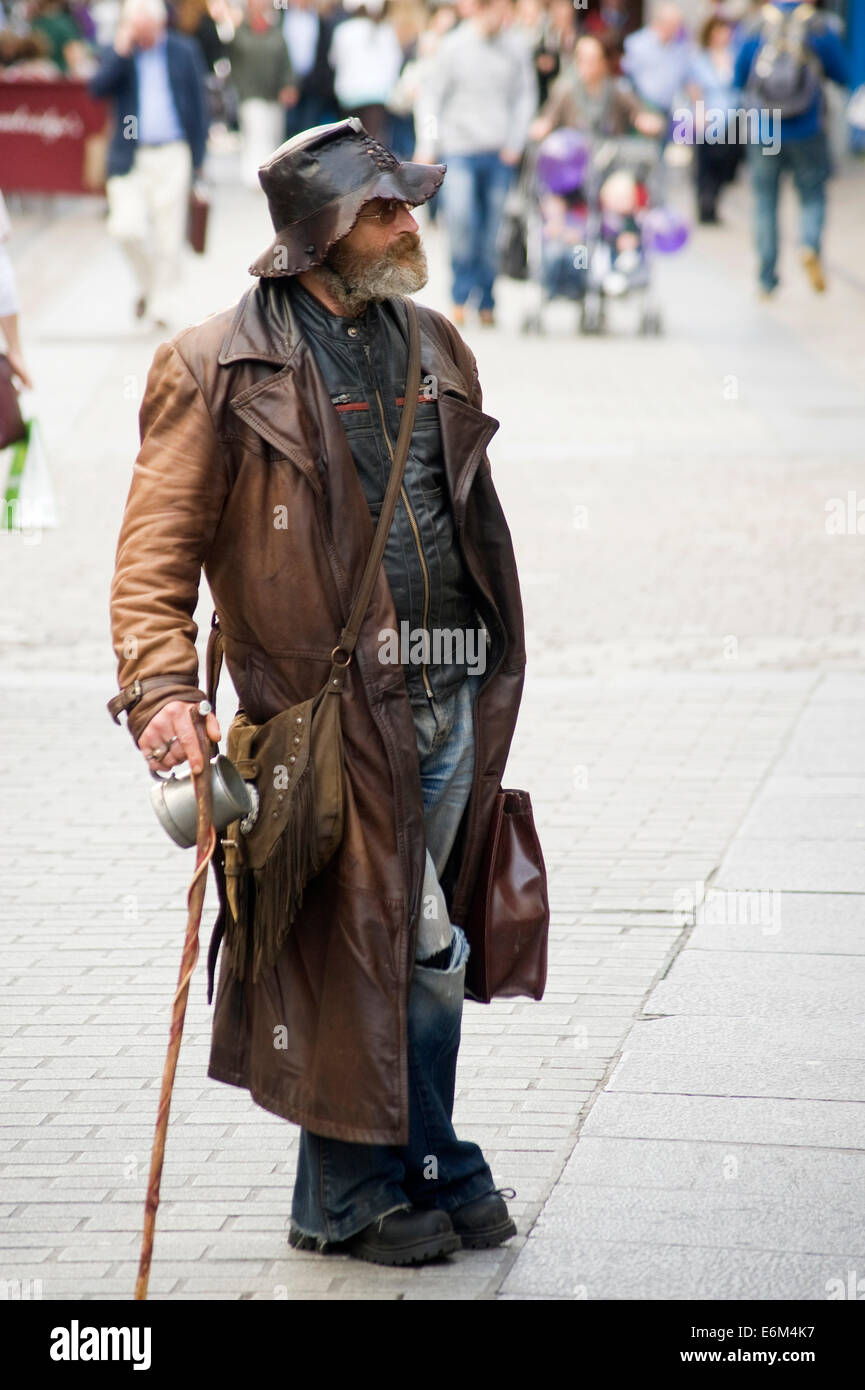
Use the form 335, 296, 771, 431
287, 279, 484, 706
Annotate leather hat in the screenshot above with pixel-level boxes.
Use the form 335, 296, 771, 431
248, 117, 446, 279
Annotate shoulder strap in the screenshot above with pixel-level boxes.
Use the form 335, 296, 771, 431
206, 294, 423, 705
335, 294, 421, 662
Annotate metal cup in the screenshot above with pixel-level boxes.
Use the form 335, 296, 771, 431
150, 754, 257, 848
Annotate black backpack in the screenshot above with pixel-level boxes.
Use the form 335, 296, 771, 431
745, 2, 826, 119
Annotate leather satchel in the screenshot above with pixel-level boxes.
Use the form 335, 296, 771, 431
186, 184, 210, 256
464, 786, 549, 1003
207, 296, 422, 986
0, 354, 26, 450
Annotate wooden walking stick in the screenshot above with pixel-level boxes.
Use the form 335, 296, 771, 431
135, 707, 216, 1300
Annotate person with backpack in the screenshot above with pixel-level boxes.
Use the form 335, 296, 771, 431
734, 1, 849, 297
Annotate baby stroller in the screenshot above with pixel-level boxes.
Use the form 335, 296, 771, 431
512, 130, 678, 337
579, 134, 665, 337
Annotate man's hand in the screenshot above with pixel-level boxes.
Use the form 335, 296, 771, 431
500, 147, 522, 166
113, 22, 135, 56
139, 700, 222, 775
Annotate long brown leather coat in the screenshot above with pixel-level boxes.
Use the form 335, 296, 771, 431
110, 279, 526, 1143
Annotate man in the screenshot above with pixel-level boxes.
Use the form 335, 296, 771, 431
90, 0, 209, 327
621, 2, 693, 128
222, 0, 297, 190
734, 1, 849, 297
281, 0, 340, 139
108, 118, 527, 1266
414, 0, 537, 327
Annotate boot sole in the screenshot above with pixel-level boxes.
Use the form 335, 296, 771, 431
455, 1218, 517, 1250
347, 1230, 462, 1266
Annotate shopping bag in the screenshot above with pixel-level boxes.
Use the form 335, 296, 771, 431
1, 419, 58, 532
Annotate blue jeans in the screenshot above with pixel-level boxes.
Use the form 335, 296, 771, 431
291, 672, 496, 1245
440, 150, 515, 311
746, 132, 830, 291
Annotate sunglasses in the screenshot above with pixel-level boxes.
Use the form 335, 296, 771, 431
356, 198, 413, 225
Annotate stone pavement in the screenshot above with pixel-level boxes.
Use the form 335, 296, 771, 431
1, 151, 864, 1300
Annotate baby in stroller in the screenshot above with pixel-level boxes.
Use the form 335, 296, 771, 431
595, 167, 650, 298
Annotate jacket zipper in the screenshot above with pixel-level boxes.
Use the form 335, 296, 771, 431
364, 344, 434, 702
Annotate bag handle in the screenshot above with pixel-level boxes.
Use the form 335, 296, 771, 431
206, 294, 423, 707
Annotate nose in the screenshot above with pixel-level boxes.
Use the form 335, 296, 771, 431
396, 203, 419, 234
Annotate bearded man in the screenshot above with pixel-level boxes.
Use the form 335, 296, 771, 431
108, 119, 527, 1267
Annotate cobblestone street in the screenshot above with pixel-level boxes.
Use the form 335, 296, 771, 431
2, 153, 864, 1300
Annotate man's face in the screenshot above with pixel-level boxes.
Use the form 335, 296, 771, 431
576, 37, 606, 85
321, 196, 429, 311
653, 5, 683, 43
130, 15, 163, 48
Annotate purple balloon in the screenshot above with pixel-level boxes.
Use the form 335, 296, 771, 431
536, 128, 591, 195
642, 206, 690, 254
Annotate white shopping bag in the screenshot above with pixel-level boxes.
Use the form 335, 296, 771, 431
847, 85, 865, 131
1, 418, 58, 533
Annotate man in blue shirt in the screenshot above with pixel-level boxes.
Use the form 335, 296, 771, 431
91, 0, 209, 327
734, 1, 849, 296
621, 3, 694, 126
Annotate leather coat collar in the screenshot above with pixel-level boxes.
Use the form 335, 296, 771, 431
216, 279, 500, 524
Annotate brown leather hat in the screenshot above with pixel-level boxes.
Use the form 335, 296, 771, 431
248, 117, 446, 279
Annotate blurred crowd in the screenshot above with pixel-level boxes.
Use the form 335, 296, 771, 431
0, 0, 857, 335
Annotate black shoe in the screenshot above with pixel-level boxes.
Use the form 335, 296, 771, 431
449, 1189, 517, 1250
346, 1207, 461, 1266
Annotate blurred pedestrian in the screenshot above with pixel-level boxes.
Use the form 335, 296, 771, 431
621, 1, 694, 133
0, 192, 32, 389
173, 0, 228, 72
734, 0, 849, 296
686, 13, 742, 224
90, 0, 209, 327
415, 0, 537, 326
224, 0, 297, 189
583, 0, 630, 44
281, 0, 339, 139
29, 0, 87, 71
532, 0, 580, 106
530, 32, 664, 141
328, 0, 403, 142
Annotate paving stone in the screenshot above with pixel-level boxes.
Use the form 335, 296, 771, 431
581, 1092, 865, 1150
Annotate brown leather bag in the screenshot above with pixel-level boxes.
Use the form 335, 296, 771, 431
186, 185, 209, 256
0, 354, 26, 450
464, 787, 549, 1003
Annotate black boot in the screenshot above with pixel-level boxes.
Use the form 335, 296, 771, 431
346, 1207, 461, 1266
449, 1189, 517, 1250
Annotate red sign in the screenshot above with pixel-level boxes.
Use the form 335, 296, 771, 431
0, 79, 109, 194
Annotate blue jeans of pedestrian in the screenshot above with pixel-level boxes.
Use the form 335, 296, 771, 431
746, 132, 830, 291
290, 672, 496, 1245
440, 150, 515, 311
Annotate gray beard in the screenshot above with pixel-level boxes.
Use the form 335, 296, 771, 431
316, 235, 429, 316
